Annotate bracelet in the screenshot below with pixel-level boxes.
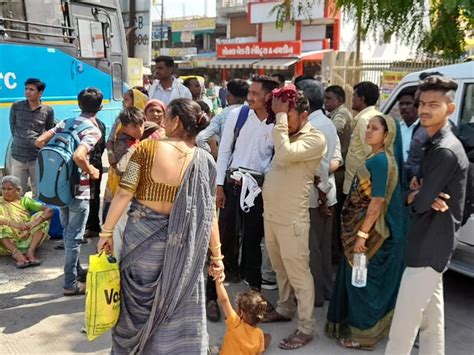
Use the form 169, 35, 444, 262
357, 230, 369, 239
209, 243, 221, 250
101, 227, 114, 234
99, 230, 113, 238
210, 255, 224, 261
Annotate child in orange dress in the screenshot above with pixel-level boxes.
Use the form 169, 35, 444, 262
215, 277, 271, 354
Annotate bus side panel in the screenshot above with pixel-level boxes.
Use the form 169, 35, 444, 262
0, 43, 122, 168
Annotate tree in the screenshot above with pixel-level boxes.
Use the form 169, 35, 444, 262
271, 0, 473, 60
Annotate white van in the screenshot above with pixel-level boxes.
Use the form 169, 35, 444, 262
381, 61, 474, 277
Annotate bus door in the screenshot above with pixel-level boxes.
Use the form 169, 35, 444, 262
68, 1, 126, 103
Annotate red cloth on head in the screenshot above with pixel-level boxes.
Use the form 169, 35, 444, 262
265, 84, 298, 124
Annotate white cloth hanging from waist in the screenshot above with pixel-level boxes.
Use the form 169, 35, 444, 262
230, 170, 261, 213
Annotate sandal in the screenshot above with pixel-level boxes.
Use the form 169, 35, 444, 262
279, 330, 313, 350
339, 339, 375, 351
63, 283, 86, 296
261, 310, 292, 323
28, 258, 42, 267
12, 248, 30, 269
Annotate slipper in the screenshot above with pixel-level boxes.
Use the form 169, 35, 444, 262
339, 339, 375, 351
28, 259, 41, 267
16, 260, 30, 269
63, 283, 86, 296
279, 330, 313, 350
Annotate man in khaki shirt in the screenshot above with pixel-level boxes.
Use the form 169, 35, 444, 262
343, 81, 381, 194
262, 91, 326, 350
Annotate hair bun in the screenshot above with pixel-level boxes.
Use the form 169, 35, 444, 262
195, 110, 210, 132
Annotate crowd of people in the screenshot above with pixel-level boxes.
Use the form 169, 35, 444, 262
2, 54, 470, 355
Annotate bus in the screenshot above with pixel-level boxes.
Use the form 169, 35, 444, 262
0, 0, 128, 171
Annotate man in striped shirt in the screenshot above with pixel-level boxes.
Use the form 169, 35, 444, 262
36, 88, 102, 296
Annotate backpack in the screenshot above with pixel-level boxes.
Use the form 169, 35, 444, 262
37, 118, 94, 207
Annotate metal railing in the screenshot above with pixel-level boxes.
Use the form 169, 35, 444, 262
0, 17, 75, 41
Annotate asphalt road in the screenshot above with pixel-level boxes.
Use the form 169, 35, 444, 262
1, 239, 473, 354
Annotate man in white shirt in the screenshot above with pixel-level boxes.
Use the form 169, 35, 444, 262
398, 87, 419, 162
205, 76, 279, 322
297, 79, 340, 307
148, 56, 192, 104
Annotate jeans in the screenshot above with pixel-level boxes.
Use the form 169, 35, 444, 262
11, 158, 37, 197
60, 198, 90, 290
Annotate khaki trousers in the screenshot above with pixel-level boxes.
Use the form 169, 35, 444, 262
385, 267, 444, 355
264, 219, 315, 334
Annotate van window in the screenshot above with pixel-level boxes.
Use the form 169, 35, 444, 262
461, 83, 474, 125
386, 85, 418, 122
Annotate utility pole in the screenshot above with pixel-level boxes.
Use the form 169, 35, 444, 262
128, 0, 136, 57
160, 0, 165, 49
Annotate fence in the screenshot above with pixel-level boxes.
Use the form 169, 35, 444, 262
322, 52, 462, 108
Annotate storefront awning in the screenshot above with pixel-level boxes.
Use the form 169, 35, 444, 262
252, 58, 298, 70
206, 59, 258, 69
299, 49, 333, 61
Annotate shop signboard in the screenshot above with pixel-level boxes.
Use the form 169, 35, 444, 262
120, 0, 152, 66
156, 47, 198, 57
381, 71, 410, 104
217, 41, 302, 59
171, 17, 216, 32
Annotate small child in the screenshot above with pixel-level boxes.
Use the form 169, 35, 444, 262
103, 108, 145, 221
215, 278, 271, 354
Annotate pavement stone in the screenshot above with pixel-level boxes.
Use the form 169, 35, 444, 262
1, 238, 473, 354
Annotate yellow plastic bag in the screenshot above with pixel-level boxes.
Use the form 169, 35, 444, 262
85, 252, 120, 341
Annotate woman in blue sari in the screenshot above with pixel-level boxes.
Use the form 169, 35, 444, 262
326, 114, 408, 350
98, 99, 224, 354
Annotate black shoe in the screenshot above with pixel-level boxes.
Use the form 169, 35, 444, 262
261, 278, 278, 290
77, 269, 88, 283
206, 300, 221, 322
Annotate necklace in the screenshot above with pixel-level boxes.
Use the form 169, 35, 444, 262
165, 141, 194, 159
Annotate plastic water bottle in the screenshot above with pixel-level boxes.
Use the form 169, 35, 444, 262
352, 253, 367, 288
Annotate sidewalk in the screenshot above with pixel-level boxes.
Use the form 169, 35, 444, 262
0, 239, 381, 354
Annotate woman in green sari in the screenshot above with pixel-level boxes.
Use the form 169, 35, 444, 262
326, 115, 408, 350
0, 175, 52, 268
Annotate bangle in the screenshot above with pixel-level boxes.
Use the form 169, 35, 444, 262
101, 227, 114, 234
209, 243, 221, 250
210, 255, 224, 261
357, 230, 369, 239
99, 232, 113, 238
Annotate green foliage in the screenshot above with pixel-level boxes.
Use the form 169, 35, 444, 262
271, 0, 317, 29
271, 0, 473, 59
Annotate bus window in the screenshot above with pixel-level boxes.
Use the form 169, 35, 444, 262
1, 1, 27, 40
112, 62, 124, 100
77, 18, 106, 58
24, 0, 64, 42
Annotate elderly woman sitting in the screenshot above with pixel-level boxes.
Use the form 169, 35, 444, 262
0, 175, 52, 268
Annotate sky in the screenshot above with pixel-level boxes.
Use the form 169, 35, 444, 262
151, 0, 217, 20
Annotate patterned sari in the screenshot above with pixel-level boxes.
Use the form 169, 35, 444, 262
0, 196, 50, 255
111, 148, 216, 354
326, 115, 408, 348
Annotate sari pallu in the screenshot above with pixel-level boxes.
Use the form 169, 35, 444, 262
112, 148, 216, 355
326, 115, 408, 348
